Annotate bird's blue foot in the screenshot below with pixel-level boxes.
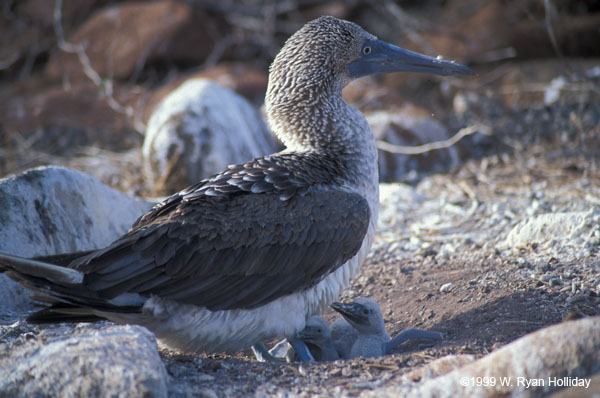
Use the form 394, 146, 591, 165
251, 342, 285, 362
289, 338, 315, 361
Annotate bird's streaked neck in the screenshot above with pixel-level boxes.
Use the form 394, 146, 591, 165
266, 76, 355, 154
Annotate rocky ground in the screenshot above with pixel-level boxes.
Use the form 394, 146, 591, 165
157, 133, 600, 397
1, 1, 599, 397
1, 114, 599, 396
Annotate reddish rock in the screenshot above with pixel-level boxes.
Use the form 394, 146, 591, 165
0, 0, 107, 79
343, 77, 410, 112
46, 1, 227, 81
0, 77, 142, 152
142, 62, 268, 124
16, 0, 102, 33
404, 0, 600, 63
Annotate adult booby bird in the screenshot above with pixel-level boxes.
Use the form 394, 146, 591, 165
0, 16, 470, 358
331, 298, 442, 358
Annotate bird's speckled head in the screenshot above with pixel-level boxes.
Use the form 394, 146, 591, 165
267, 16, 374, 97
265, 16, 471, 153
265, 17, 376, 152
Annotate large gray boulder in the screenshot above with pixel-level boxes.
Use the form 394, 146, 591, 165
0, 166, 167, 397
0, 166, 154, 321
142, 78, 278, 194
0, 323, 168, 398
365, 316, 600, 397
504, 207, 600, 259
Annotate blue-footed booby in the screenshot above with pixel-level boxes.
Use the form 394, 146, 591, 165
0, 16, 470, 358
331, 298, 443, 358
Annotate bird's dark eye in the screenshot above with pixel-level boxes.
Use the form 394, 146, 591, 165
362, 46, 372, 55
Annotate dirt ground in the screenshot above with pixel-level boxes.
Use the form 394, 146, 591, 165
158, 126, 600, 397
1, 1, 599, 395
2, 58, 599, 397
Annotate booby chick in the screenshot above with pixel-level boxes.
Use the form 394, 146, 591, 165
331, 298, 442, 358
253, 316, 340, 362
296, 316, 339, 361
0, 16, 470, 358
330, 317, 358, 359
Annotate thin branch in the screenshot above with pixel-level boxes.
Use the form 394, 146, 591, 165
53, 0, 139, 129
0, 52, 19, 70
543, 0, 583, 82
376, 124, 491, 155
543, 0, 600, 96
380, 1, 436, 55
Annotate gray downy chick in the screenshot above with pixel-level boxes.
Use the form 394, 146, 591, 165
330, 317, 358, 359
296, 315, 339, 361
331, 297, 441, 358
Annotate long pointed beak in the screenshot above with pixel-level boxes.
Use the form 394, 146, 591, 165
330, 301, 369, 326
347, 39, 473, 79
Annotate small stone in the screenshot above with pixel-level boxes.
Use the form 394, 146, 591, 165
341, 367, 354, 377
566, 295, 586, 304
199, 389, 218, 398
440, 283, 454, 293
329, 368, 342, 377
549, 278, 563, 286
298, 364, 308, 377
197, 374, 215, 382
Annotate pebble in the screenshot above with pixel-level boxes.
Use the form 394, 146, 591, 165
440, 283, 454, 293
566, 295, 586, 304
199, 389, 218, 398
342, 367, 354, 377
196, 374, 215, 382
549, 278, 563, 286
298, 364, 309, 377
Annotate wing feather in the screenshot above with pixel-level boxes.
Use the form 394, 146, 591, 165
76, 188, 370, 311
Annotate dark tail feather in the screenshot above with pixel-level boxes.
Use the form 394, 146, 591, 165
26, 303, 104, 324
33, 250, 97, 268
0, 252, 84, 285
0, 252, 143, 324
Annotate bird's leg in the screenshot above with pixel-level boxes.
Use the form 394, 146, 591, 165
289, 338, 315, 361
251, 342, 286, 362
385, 328, 443, 354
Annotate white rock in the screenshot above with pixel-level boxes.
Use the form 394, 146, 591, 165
544, 76, 567, 105
0, 166, 154, 321
378, 183, 425, 228
143, 79, 278, 193
504, 207, 600, 256
0, 323, 168, 397
439, 283, 454, 293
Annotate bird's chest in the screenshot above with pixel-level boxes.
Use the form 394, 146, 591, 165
351, 336, 387, 358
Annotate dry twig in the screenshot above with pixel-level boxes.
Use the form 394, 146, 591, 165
376, 124, 492, 155
53, 0, 141, 131
543, 0, 573, 76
